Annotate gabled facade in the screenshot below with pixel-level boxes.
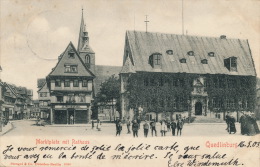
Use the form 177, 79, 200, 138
120, 31, 257, 122
0, 82, 33, 121
37, 79, 51, 119
37, 10, 122, 123
46, 42, 95, 124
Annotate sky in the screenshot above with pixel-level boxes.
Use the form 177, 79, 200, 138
0, 0, 259, 99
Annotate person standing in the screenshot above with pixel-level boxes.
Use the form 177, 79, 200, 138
150, 119, 157, 137
70, 115, 74, 124
116, 121, 122, 136
126, 118, 131, 134
91, 119, 95, 129
170, 119, 177, 136
225, 112, 231, 132
132, 120, 139, 137
167, 120, 171, 132
160, 120, 167, 136
239, 112, 246, 135
177, 119, 183, 136
143, 121, 149, 137
229, 116, 236, 134
97, 119, 102, 131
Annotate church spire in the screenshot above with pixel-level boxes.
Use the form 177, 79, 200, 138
77, 8, 88, 52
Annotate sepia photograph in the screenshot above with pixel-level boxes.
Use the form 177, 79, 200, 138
0, 0, 259, 167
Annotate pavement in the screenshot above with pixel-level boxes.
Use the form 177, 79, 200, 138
1, 119, 259, 137
0, 121, 14, 136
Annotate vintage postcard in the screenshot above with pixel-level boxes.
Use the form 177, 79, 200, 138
0, 0, 259, 167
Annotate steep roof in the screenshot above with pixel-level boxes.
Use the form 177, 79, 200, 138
48, 42, 95, 77
123, 31, 256, 76
77, 10, 95, 54
120, 56, 136, 73
37, 78, 46, 88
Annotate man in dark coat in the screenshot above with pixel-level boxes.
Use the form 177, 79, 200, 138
91, 119, 95, 129
170, 119, 177, 136
143, 120, 149, 137
239, 113, 246, 135
225, 112, 231, 132
177, 119, 183, 136
150, 119, 157, 137
229, 116, 236, 134
116, 121, 122, 136
132, 120, 139, 137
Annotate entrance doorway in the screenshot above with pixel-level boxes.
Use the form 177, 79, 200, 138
54, 110, 67, 124
68, 109, 75, 124
195, 102, 202, 115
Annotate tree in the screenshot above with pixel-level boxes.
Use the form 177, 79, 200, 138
94, 75, 121, 121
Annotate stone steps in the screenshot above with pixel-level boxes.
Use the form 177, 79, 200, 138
193, 116, 225, 123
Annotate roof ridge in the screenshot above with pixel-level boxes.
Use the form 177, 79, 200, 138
126, 30, 248, 41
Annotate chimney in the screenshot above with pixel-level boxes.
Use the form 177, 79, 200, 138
220, 35, 226, 39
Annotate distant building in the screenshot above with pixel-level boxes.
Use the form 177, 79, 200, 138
37, 79, 51, 119
120, 31, 257, 122
0, 82, 33, 121
31, 100, 40, 118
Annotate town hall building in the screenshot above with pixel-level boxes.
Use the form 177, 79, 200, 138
120, 31, 257, 122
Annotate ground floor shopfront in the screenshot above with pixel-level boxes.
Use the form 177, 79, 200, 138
50, 104, 91, 124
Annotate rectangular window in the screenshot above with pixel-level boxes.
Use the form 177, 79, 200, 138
166, 97, 171, 107
43, 101, 48, 106
65, 65, 70, 72
73, 80, 79, 87
79, 94, 85, 102
71, 65, 78, 73
82, 80, 88, 87
55, 80, 61, 87
57, 96, 63, 102
68, 94, 75, 103
64, 65, 78, 73
150, 78, 156, 86
154, 54, 161, 65
144, 78, 149, 86
172, 78, 178, 87
40, 93, 47, 97
160, 98, 164, 107
213, 78, 219, 88
64, 80, 70, 87
159, 77, 164, 86
179, 78, 185, 87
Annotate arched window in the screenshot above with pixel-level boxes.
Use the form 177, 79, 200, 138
85, 55, 90, 64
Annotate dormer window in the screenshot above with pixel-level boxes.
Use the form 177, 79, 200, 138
208, 52, 215, 57
187, 51, 194, 56
180, 58, 186, 63
224, 57, 237, 72
201, 59, 208, 64
68, 50, 75, 58
149, 53, 162, 68
166, 50, 173, 55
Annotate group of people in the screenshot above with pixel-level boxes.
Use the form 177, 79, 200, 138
239, 112, 259, 136
225, 112, 259, 136
159, 119, 184, 136
115, 115, 185, 138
